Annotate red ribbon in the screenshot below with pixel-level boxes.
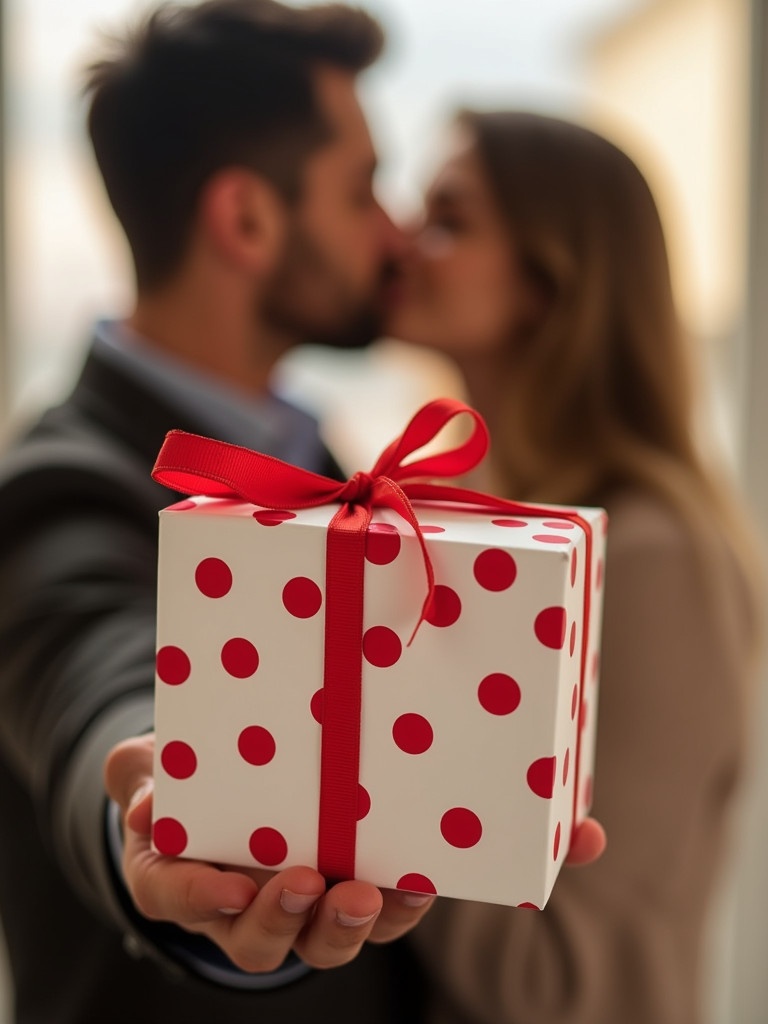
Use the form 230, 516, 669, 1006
152, 398, 593, 880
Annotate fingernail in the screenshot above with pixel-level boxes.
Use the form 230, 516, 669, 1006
397, 892, 432, 908
127, 781, 153, 813
280, 889, 321, 915
336, 909, 379, 928
218, 907, 243, 916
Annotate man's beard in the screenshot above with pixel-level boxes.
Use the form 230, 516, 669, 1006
261, 222, 391, 351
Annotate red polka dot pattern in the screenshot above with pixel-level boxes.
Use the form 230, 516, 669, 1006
221, 638, 259, 678
491, 519, 527, 528
249, 827, 288, 866
282, 576, 322, 618
397, 873, 437, 895
516, 902, 540, 910
161, 741, 197, 779
357, 784, 371, 820
553, 822, 562, 860
425, 585, 461, 627
527, 756, 556, 799
238, 726, 276, 766
440, 807, 483, 848
153, 817, 188, 856
393, 713, 434, 754
362, 626, 402, 668
569, 621, 577, 657
473, 549, 517, 591
195, 557, 233, 598
310, 688, 324, 724
167, 499, 197, 511
419, 525, 445, 534
562, 748, 570, 786
570, 548, 578, 587
156, 646, 191, 686
571, 684, 579, 720
543, 520, 574, 530
534, 607, 566, 649
252, 510, 296, 526
365, 523, 401, 564
532, 535, 571, 545
478, 673, 521, 716
596, 559, 604, 589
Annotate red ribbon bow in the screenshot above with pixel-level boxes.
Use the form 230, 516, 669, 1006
153, 398, 593, 880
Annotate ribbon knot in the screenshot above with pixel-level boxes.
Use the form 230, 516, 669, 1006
340, 470, 375, 504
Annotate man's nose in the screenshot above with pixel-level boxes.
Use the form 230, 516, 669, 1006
378, 204, 409, 260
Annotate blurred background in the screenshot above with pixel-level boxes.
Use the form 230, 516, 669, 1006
0, 0, 766, 1020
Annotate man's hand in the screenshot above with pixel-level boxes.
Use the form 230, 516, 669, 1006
104, 734, 434, 973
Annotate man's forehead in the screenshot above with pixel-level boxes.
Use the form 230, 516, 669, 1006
313, 64, 376, 159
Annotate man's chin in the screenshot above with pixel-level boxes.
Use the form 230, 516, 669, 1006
307, 311, 383, 351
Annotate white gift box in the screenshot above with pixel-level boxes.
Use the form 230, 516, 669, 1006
152, 497, 606, 909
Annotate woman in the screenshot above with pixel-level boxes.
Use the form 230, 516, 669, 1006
387, 112, 763, 1024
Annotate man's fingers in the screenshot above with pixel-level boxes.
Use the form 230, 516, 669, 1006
124, 828, 258, 926
293, 880, 382, 969
566, 818, 606, 866
367, 888, 435, 944
104, 734, 155, 814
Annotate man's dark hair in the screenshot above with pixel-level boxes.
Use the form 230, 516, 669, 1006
83, 0, 384, 291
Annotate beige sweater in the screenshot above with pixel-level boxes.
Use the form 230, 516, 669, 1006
410, 489, 756, 1024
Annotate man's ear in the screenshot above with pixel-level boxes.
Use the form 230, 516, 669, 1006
197, 168, 287, 274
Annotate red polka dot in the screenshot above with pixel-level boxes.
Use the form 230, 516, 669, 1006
543, 520, 575, 530
153, 817, 188, 856
238, 726, 276, 766
580, 699, 588, 732
393, 713, 434, 754
527, 756, 556, 799
532, 534, 571, 545
363, 626, 402, 667
596, 559, 604, 589
440, 807, 482, 848
156, 646, 191, 686
562, 748, 570, 786
474, 549, 517, 591
357, 784, 371, 820
569, 621, 577, 657
365, 523, 401, 564
397, 873, 437, 895
425, 585, 461, 627
167, 499, 197, 511
221, 638, 259, 678
310, 688, 324, 724
583, 775, 594, 808
249, 827, 288, 866
570, 548, 578, 587
419, 525, 445, 534
282, 576, 322, 618
253, 510, 296, 526
553, 822, 562, 860
571, 684, 579, 720
195, 557, 233, 598
160, 740, 197, 779
491, 519, 527, 528
478, 673, 521, 715
516, 902, 541, 910
534, 607, 566, 649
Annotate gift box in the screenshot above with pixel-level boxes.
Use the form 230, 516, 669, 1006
151, 400, 606, 909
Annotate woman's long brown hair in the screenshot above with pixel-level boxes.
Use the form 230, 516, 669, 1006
461, 110, 763, 643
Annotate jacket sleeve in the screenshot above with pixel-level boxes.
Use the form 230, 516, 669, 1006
0, 441, 161, 923
408, 498, 754, 1024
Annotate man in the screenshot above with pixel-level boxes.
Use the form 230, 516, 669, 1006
0, 3, 603, 1022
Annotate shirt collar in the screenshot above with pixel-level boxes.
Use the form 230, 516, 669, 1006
92, 319, 328, 471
